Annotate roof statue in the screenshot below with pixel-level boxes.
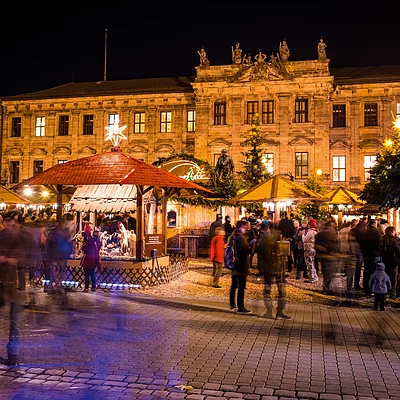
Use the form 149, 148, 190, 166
231, 42, 242, 64
197, 47, 210, 68
317, 37, 327, 61
229, 47, 292, 82
279, 39, 290, 62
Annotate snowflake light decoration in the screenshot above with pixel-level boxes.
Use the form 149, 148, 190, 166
105, 122, 128, 147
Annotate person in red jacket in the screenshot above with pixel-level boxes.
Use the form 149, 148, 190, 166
210, 227, 225, 288
81, 231, 101, 292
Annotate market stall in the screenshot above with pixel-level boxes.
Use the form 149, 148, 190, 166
12, 123, 212, 288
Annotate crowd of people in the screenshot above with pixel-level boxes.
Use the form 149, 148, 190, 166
210, 212, 400, 318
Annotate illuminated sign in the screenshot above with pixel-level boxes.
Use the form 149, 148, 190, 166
159, 159, 210, 182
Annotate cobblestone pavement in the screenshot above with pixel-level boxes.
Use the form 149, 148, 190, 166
0, 285, 399, 400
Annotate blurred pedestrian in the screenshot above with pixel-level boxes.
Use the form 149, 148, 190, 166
338, 220, 352, 292
369, 262, 391, 311
258, 223, 291, 319
278, 212, 296, 272
0, 211, 26, 366
315, 220, 339, 295
210, 227, 225, 288
379, 226, 400, 299
223, 215, 234, 243
359, 219, 382, 295
80, 231, 101, 292
209, 213, 223, 239
349, 219, 365, 290
294, 219, 308, 279
303, 218, 318, 283
229, 220, 256, 314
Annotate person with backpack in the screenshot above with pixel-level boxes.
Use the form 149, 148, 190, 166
228, 220, 256, 314
380, 226, 400, 299
210, 227, 225, 288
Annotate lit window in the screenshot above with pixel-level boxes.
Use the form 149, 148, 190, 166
246, 101, 258, 124
364, 155, 377, 181
262, 100, 274, 124
295, 152, 308, 178
333, 156, 346, 182
58, 160, 68, 164
262, 153, 274, 174
108, 113, 119, 126
35, 117, 45, 137
397, 102, 400, 118
160, 111, 172, 133
187, 110, 196, 132
134, 112, 145, 133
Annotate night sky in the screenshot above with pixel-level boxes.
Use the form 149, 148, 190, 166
0, 1, 398, 96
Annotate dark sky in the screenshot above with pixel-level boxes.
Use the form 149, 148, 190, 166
0, 1, 398, 96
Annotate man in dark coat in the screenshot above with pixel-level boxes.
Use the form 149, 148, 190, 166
315, 220, 339, 295
209, 214, 224, 239
278, 212, 296, 272
348, 219, 366, 290
228, 220, 256, 314
223, 215, 234, 243
380, 226, 400, 299
359, 219, 382, 295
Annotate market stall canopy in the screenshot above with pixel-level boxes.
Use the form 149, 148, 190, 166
323, 186, 365, 206
70, 184, 138, 213
0, 185, 30, 204
12, 149, 212, 194
229, 175, 325, 204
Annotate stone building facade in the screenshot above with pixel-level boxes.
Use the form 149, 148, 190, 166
1, 41, 400, 194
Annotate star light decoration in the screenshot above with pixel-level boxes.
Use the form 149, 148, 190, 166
105, 122, 128, 147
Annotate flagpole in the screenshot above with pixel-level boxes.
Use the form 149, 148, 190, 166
104, 29, 107, 82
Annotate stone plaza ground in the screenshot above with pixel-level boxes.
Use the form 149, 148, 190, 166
0, 259, 399, 400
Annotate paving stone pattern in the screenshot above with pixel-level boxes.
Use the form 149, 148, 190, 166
0, 291, 399, 399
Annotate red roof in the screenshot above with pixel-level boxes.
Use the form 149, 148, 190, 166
13, 148, 212, 193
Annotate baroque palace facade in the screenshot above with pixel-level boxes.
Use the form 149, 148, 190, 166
1, 40, 400, 194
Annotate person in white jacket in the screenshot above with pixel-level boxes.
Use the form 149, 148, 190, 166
302, 218, 318, 283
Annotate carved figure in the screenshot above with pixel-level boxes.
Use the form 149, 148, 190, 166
231, 42, 242, 64
279, 39, 290, 62
254, 50, 267, 64
317, 37, 327, 61
242, 53, 253, 66
216, 149, 235, 178
197, 47, 210, 67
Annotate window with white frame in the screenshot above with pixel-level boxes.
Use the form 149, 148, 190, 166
262, 153, 274, 174
187, 110, 196, 132
364, 155, 377, 181
108, 113, 119, 126
332, 156, 346, 182
396, 102, 400, 119
160, 111, 172, 133
35, 116, 45, 137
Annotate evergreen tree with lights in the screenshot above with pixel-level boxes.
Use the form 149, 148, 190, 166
359, 118, 400, 209
238, 113, 271, 188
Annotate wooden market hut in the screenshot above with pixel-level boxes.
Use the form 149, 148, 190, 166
229, 175, 324, 222
0, 185, 30, 210
12, 147, 212, 261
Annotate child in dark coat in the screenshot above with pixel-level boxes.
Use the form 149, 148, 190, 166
369, 262, 391, 311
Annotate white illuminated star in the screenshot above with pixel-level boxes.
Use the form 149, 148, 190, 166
105, 123, 128, 147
